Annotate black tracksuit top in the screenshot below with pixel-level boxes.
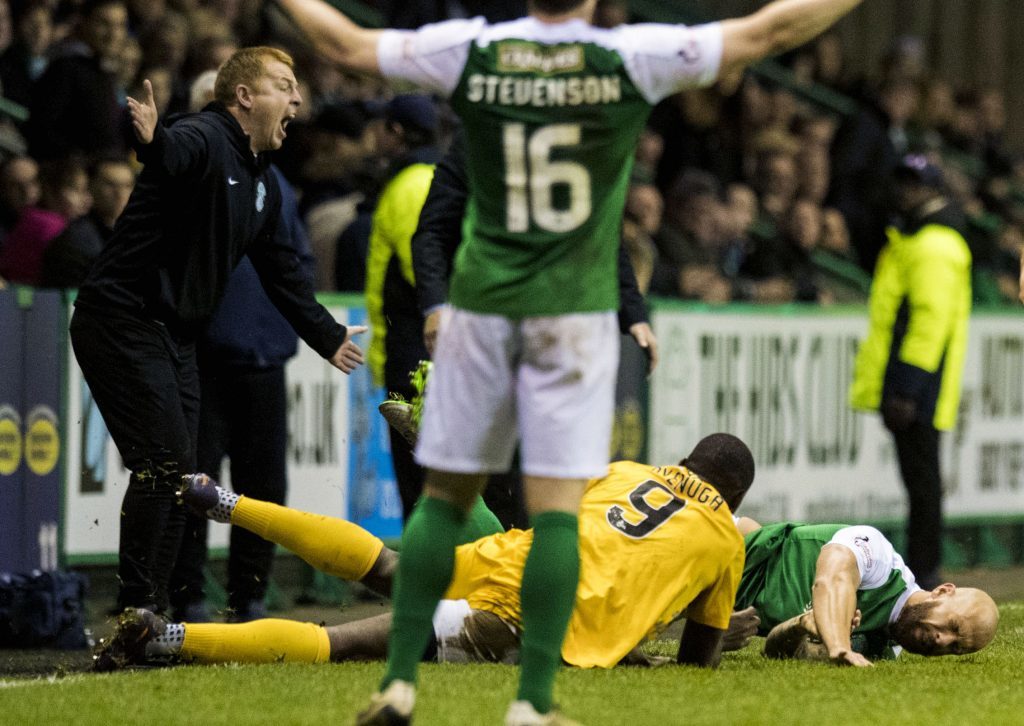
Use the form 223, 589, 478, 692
76, 102, 345, 359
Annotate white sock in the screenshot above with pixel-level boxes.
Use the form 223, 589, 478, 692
209, 486, 240, 523
146, 623, 185, 658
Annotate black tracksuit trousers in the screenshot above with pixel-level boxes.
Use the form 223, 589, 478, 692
69, 305, 199, 613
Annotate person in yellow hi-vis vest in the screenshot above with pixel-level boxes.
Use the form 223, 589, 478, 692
850, 153, 971, 590
363, 94, 442, 519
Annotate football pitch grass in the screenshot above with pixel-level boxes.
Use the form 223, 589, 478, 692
3, 603, 1024, 725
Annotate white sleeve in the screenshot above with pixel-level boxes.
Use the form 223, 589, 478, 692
827, 526, 899, 590
612, 22, 723, 105
377, 17, 486, 97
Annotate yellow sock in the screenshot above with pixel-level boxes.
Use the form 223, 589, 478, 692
231, 497, 385, 580
181, 620, 331, 664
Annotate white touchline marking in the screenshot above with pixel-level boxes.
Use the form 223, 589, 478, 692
0, 674, 89, 688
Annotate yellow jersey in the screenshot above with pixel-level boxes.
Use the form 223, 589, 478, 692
445, 460, 745, 668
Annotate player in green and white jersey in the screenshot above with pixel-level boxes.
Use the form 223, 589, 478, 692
277, 1, 866, 723
733, 522, 999, 666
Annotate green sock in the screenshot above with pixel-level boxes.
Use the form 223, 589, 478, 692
461, 497, 506, 542
381, 496, 466, 688
516, 511, 579, 714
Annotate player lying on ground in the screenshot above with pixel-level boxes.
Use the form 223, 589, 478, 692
732, 519, 999, 666
384, 394, 999, 667
95, 433, 757, 670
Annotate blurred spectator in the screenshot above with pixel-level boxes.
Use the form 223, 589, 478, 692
40, 154, 134, 288
978, 88, 1012, 176
633, 127, 663, 185
380, 0, 525, 27
0, 1, 53, 110
811, 207, 871, 302
139, 10, 188, 72
133, 65, 174, 115
0, 154, 39, 241
183, 33, 238, 81
798, 145, 832, 205
0, 155, 90, 284
115, 35, 142, 101
0, 0, 11, 57
752, 131, 800, 220
993, 223, 1024, 303
137, 9, 190, 111
126, 0, 166, 35
830, 78, 918, 271
651, 168, 732, 303
913, 78, 955, 152
27, 0, 129, 161
622, 181, 662, 294
296, 101, 376, 291
782, 198, 827, 301
878, 35, 927, 86
650, 86, 742, 193
594, 0, 628, 28
738, 198, 818, 304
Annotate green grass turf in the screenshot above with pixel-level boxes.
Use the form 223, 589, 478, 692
3, 603, 1024, 725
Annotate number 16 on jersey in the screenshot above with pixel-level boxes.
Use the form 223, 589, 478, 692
503, 122, 592, 234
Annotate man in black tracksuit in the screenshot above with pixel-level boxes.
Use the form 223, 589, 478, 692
69, 47, 365, 614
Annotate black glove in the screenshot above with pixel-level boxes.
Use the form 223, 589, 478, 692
881, 395, 917, 431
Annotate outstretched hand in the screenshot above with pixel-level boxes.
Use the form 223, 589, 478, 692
126, 79, 158, 145
722, 606, 760, 651
330, 325, 367, 374
628, 322, 659, 376
423, 309, 442, 356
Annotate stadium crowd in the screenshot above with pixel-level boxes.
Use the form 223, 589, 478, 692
0, 0, 1020, 307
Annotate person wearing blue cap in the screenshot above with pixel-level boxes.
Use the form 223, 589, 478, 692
363, 93, 443, 522
851, 153, 972, 592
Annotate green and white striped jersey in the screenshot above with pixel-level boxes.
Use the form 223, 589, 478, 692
378, 17, 722, 317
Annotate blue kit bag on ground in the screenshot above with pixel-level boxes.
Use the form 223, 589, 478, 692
0, 570, 89, 649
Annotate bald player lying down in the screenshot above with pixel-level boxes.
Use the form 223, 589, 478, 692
730, 518, 999, 665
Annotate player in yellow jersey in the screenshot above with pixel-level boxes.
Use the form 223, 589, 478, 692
95, 433, 756, 671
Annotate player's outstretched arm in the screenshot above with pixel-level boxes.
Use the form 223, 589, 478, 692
719, 0, 863, 79
676, 620, 725, 667
810, 544, 873, 667
275, 0, 384, 74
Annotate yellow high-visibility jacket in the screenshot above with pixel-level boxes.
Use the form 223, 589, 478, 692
849, 207, 971, 430
365, 162, 436, 388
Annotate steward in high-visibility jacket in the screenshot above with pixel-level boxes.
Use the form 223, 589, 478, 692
849, 198, 971, 430
849, 153, 971, 589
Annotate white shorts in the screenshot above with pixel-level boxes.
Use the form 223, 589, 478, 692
414, 307, 619, 479
432, 599, 520, 664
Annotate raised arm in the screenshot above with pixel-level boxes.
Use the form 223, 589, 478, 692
719, 0, 863, 80
809, 544, 872, 667
275, 0, 384, 74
